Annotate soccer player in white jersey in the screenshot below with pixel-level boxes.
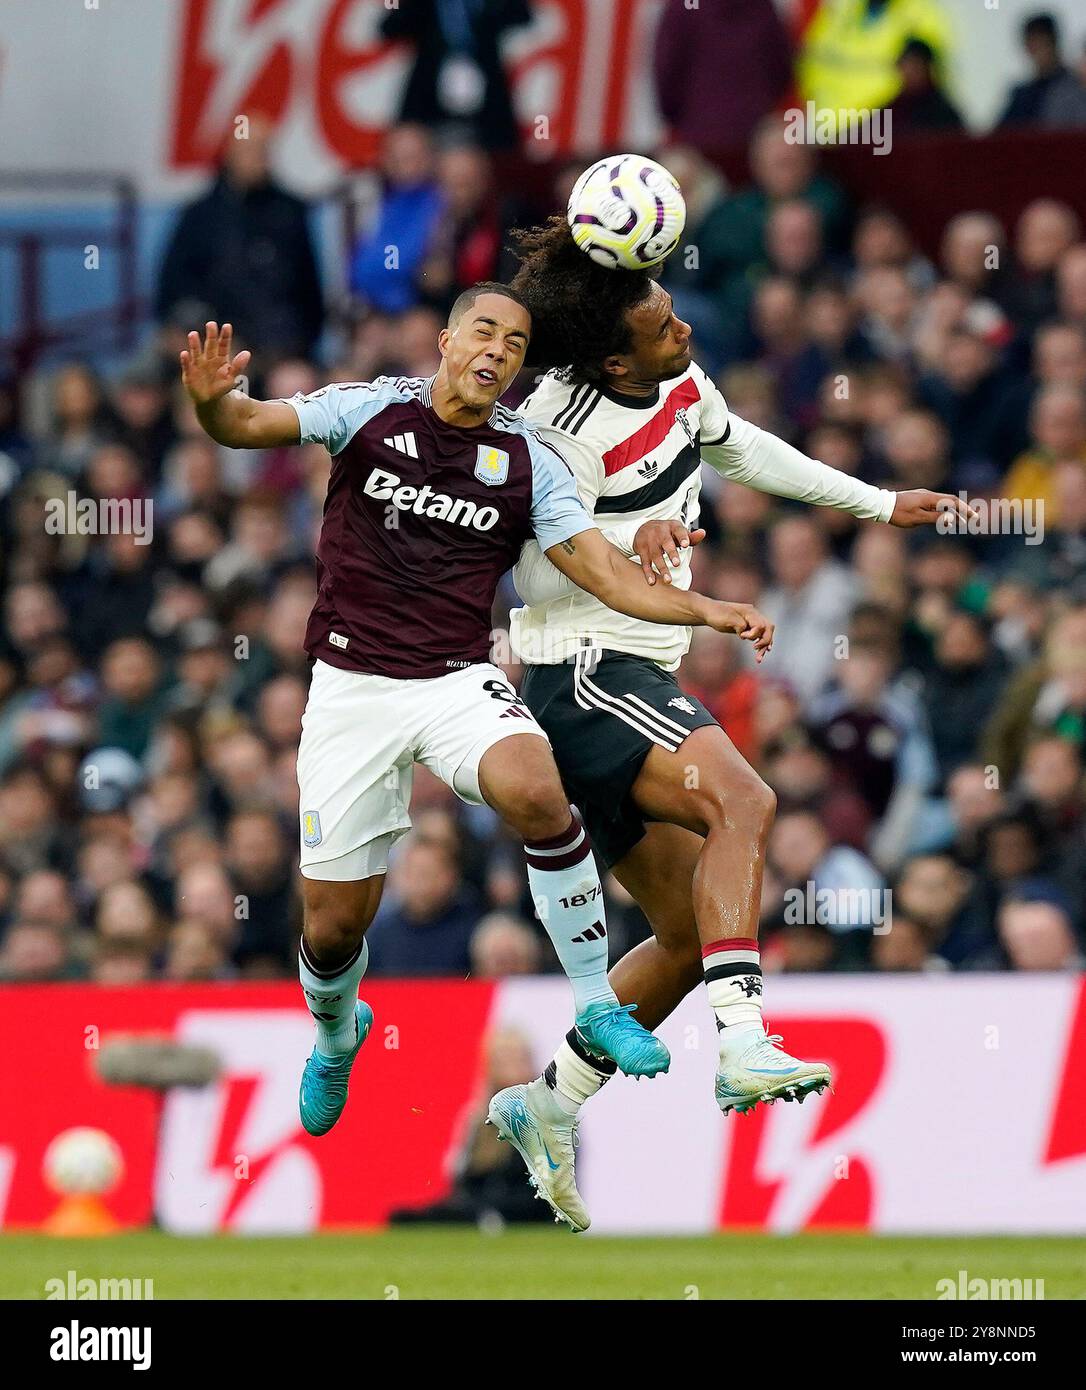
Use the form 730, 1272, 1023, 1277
485, 221, 972, 1230
179, 287, 776, 1140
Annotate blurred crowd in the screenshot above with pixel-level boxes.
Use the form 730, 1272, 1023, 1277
2, 5, 1086, 988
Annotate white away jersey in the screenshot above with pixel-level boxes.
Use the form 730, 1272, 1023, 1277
510, 362, 895, 670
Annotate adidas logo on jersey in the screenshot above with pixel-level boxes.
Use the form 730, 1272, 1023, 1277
638, 458, 660, 479
363, 467, 500, 532
383, 432, 419, 458
668, 695, 696, 714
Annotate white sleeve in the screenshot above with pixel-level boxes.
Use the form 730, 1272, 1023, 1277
703, 412, 897, 523
697, 364, 731, 445
513, 427, 607, 605
512, 537, 577, 605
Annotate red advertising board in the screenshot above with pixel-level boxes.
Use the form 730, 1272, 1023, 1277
0, 982, 496, 1230
2, 976, 1084, 1234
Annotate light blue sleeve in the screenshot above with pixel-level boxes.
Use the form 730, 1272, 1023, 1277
526, 433, 596, 551
282, 378, 404, 456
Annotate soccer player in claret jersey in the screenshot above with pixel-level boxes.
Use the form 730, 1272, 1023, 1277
179, 286, 776, 1140
485, 221, 974, 1230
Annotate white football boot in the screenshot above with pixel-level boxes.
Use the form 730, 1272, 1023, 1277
486, 1079, 590, 1232
715, 1026, 832, 1116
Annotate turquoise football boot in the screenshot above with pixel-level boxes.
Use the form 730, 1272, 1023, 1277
299, 1001, 374, 1137
574, 1000, 670, 1078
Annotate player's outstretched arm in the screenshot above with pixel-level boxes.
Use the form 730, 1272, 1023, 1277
545, 528, 773, 660
705, 413, 977, 529
180, 321, 300, 449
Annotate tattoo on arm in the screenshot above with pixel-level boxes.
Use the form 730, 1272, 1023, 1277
559, 539, 576, 555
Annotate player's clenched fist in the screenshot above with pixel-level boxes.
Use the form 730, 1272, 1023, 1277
179, 321, 252, 405
707, 601, 774, 660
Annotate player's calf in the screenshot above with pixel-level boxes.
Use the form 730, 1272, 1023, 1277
296, 876, 381, 1135
479, 735, 670, 1077
621, 733, 827, 1116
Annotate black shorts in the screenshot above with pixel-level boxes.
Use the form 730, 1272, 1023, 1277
521, 645, 718, 871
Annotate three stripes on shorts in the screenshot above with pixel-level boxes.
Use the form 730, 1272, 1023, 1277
571, 646, 688, 752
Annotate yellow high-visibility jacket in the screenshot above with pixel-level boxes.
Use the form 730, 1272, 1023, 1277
797, 0, 955, 116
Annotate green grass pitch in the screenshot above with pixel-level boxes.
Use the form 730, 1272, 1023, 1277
2, 1230, 1084, 1300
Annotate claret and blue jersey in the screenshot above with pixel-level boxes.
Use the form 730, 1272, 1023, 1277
285, 374, 594, 680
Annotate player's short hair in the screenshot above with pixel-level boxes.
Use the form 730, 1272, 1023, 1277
509, 215, 656, 383
447, 282, 531, 331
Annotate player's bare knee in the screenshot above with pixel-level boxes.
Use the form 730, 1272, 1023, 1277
303, 912, 363, 967
508, 777, 572, 842
696, 773, 776, 843
747, 777, 777, 840
729, 776, 776, 844
302, 891, 370, 966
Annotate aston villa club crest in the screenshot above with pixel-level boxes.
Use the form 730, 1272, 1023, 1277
475, 445, 510, 486
302, 810, 322, 847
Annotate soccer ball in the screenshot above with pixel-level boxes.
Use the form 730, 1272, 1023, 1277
567, 154, 686, 270
43, 1127, 124, 1196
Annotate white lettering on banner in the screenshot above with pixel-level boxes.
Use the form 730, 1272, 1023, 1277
17, 979, 1080, 1237
0, 1, 666, 197
155, 1011, 321, 1233
491, 975, 1086, 1235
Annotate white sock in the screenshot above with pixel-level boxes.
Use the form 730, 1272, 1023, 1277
543, 1033, 616, 1115
298, 935, 369, 1055
703, 937, 764, 1047
526, 1076, 577, 1122
524, 814, 618, 1016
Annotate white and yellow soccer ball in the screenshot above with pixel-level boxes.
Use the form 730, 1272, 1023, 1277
43, 1127, 124, 1195
567, 154, 686, 270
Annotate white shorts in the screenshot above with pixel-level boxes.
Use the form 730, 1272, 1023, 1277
297, 659, 549, 881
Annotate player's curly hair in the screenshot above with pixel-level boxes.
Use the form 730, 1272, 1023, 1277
509, 216, 655, 384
